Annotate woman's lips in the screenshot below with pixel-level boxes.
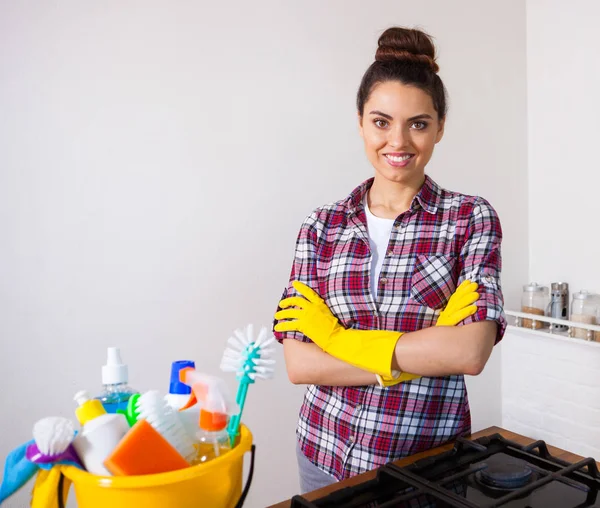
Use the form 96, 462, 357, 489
384, 153, 415, 167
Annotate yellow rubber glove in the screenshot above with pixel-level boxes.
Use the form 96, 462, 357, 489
31, 467, 71, 508
436, 280, 480, 327
376, 280, 479, 386
274, 280, 479, 380
275, 281, 402, 377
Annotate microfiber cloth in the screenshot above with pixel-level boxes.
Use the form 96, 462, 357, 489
0, 440, 81, 507
0, 440, 38, 505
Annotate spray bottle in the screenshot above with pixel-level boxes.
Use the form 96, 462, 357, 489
96, 347, 137, 413
164, 360, 200, 440
178, 368, 238, 464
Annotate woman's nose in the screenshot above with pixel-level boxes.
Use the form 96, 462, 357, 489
388, 125, 409, 149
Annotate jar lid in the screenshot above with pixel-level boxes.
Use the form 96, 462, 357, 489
573, 290, 598, 300
523, 283, 547, 292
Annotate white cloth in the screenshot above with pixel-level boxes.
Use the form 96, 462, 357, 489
364, 197, 395, 302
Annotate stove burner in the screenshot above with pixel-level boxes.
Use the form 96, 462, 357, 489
475, 457, 534, 491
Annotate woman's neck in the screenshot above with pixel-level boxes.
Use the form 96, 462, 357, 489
367, 174, 426, 219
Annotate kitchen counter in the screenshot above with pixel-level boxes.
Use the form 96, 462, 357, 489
268, 426, 599, 508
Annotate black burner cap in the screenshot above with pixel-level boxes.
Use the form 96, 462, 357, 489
479, 459, 533, 490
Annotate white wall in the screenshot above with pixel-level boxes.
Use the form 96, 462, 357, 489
0, 1, 527, 506
497, 0, 600, 465
527, 0, 600, 292
502, 328, 600, 458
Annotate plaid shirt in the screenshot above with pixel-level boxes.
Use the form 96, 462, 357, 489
274, 175, 505, 481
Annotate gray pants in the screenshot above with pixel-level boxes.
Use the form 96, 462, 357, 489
296, 443, 337, 494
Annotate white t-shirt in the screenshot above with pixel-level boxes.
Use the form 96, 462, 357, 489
364, 197, 395, 302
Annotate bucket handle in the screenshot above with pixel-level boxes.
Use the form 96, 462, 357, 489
235, 443, 255, 508
57, 444, 256, 508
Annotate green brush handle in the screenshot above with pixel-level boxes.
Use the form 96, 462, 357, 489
228, 382, 249, 447
227, 341, 261, 447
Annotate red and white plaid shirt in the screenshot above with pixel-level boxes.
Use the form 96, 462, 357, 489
274, 175, 505, 481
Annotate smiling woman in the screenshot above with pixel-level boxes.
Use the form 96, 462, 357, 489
359, 82, 444, 200
273, 26, 506, 495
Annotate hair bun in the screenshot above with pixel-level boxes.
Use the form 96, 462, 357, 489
375, 27, 439, 73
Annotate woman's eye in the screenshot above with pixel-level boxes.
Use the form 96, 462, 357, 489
374, 119, 388, 128
412, 121, 428, 130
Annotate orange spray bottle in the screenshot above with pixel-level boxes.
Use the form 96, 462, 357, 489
178, 368, 238, 464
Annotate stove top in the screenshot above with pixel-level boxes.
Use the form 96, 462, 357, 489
290, 434, 600, 507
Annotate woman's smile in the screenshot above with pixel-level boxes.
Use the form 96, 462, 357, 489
383, 152, 415, 167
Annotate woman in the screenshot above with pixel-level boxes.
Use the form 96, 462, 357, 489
273, 26, 506, 493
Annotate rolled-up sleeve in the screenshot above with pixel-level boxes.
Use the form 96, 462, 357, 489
273, 214, 319, 344
457, 198, 506, 344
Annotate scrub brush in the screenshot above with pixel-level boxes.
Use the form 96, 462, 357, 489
220, 324, 276, 447
127, 390, 197, 463
25, 417, 82, 467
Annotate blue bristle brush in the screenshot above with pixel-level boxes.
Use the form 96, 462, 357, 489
220, 324, 275, 447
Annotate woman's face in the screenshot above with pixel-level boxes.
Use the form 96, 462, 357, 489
359, 80, 445, 185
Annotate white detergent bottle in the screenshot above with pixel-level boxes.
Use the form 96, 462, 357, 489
72, 390, 129, 476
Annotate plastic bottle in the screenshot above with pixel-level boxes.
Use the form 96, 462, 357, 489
164, 360, 200, 440
96, 347, 137, 413
72, 390, 129, 476
178, 368, 238, 464
194, 410, 231, 464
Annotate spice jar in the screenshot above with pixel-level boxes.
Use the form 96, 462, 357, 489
595, 296, 600, 342
549, 282, 569, 331
521, 283, 549, 329
570, 290, 599, 340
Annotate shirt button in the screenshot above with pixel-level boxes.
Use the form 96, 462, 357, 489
387, 249, 393, 256
484, 275, 493, 283
355, 405, 362, 412
380, 278, 388, 285
348, 435, 355, 444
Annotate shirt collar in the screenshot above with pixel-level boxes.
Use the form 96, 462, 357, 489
347, 175, 441, 215
412, 175, 441, 214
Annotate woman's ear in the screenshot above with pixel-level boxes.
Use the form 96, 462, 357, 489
358, 111, 364, 139
435, 117, 445, 144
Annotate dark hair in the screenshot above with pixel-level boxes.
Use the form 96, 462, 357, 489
357, 27, 448, 120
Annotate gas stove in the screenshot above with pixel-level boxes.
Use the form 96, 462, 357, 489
290, 433, 600, 507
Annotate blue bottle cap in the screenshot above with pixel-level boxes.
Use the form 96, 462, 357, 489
169, 360, 196, 395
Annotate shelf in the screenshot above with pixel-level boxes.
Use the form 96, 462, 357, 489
505, 310, 600, 347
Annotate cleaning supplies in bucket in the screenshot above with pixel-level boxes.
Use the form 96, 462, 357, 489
2, 324, 273, 506
58, 424, 254, 508
72, 390, 129, 476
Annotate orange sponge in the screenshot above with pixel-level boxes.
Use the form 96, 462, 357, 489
104, 419, 189, 476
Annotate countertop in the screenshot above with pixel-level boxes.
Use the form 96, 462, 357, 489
267, 426, 598, 508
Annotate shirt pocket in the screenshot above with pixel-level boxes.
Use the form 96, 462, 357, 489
410, 254, 458, 310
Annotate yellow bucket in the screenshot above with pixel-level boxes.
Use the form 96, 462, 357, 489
58, 425, 254, 508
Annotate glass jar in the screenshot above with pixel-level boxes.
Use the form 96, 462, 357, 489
521, 283, 549, 329
595, 296, 600, 342
570, 290, 599, 340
